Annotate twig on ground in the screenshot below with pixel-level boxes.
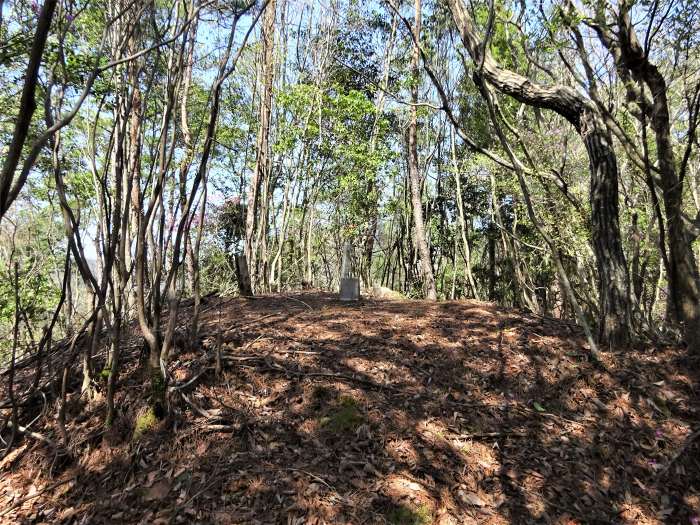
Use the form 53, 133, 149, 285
515, 405, 587, 427
457, 430, 528, 439
201, 423, 240, 432
234, 313, 278, 329
0, 476, 77, 517
240, 334, 265, 351
176, 475, 221, 511
169, 367, 213, 392
222, 355, 266, 362
268, 348, 321, 355
260, 360, 401, 393
283, 467, 335, 491
280, 295, 313, 310
212, 396, 239, 412
179, 392, 216, 419
5, 420, 58, 448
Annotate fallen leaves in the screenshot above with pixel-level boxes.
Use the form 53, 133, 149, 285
2, 293, 698, 524
457, 490, 486, 507
144, 480, 171, 501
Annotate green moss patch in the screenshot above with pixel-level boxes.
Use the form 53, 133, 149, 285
386, 504, 432, 525
319, 395, 365, 433
133, 408, 159, 441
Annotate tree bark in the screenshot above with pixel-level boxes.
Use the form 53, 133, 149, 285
580, 108, 632, 346
407, 0, 437, 301
596, 0, 700, 351
0, 0, 58, 220
245, 0, 276, 294
446, 0, 632, 345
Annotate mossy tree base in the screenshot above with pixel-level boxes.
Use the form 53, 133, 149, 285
132, 407, 159, 441
131, 364, 167, 440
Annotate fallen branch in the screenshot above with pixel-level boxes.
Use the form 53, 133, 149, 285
201, 423, 240, 432
283, 467, 336, 491
258, 360, 401, 393
179, 392, 216, 419
240, 334, 265, 351
268, 348, 321, 356
5, 420, 59, 448
279, 295, 313, 310
169, 367, 213, 392
456, 430, 528, 439
230, 312, 278, 330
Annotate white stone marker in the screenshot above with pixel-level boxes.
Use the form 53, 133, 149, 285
339, 241, 360, 301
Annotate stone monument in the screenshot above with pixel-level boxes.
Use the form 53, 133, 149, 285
339, 241, 360, 301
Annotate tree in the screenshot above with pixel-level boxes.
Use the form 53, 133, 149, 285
580, 0, 700, 352
245, 0, 277, 294
407, 0, 437, 300
445, 0, 632, 346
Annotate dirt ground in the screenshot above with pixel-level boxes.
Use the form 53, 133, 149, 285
1, 293, 699, 524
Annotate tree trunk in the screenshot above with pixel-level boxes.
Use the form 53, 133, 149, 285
446, 0, 632, 345
407, 0, 437, 301
583, 0, 700, 350
450, 127, 479, 300
0, 0, 57, 220
236, 254, 253, 296
245, 0, 276, 294
581, 109, 633, 346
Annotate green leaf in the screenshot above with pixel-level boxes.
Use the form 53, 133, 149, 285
533, 402, 546, 413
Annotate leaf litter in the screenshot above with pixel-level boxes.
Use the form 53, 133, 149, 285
0, 292, 699, 524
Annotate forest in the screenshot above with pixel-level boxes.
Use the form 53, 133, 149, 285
0, 0, 699, 523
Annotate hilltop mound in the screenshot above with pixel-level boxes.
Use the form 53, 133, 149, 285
1, 293, 698, 524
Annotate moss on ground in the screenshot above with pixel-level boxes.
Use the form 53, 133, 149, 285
319, 395, 365, 433
386, 504, 432, 525
133, 408, 159, 441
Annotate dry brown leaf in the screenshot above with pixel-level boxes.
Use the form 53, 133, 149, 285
0, 445, 27, 471
146, 471, 158, 487
458, 490, 486, 507
144, 480, 171, 501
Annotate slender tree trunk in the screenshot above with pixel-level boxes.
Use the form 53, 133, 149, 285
450, 127, 479, 299
270, 173, 293, 289
245, 0, 276, 293
363, 14, 398, 288
407, 0, 436, 301
0, 0, 57, 220
305, 201, 315, 286
487, 230, 496, 301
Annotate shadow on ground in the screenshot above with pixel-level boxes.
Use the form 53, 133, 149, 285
1, 292, 699, 524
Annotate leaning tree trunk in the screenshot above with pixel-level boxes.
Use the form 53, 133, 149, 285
0, 0, 57, 221
605, 0, 700, 352
446, 0, 632, 345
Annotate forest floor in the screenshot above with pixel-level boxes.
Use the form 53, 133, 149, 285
1, 293, 699, 524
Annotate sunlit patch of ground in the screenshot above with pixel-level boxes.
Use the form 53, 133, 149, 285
1, 292, 699, 524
